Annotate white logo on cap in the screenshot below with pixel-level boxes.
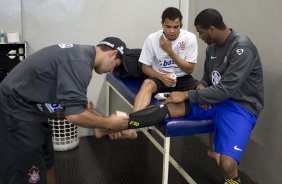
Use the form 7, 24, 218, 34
100, 41, 114, 48
58, 43, 73, 48
117, 46, 124, 54
236, 48, 244, 55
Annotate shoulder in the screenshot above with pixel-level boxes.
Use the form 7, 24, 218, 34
230, 31, 257, 50
142, 30, 162, 49
178, 30, 197, 45
147, 30, 162, 40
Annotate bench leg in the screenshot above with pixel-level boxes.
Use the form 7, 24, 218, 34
162, 137, 170, 184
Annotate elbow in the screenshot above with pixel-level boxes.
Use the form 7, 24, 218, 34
188, 67, 195, 74
184, 64, 195, 74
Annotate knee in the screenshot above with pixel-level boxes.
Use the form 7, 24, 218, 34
139, 79, 157, 93
166, 103, 186, 117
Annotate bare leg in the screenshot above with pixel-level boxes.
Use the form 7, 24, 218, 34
207, 133, 220, 164
219, 154, 239, 180
132, 79, 157, 112
47, 165, 56, 184
93, 128, 112, 138
86, 101, 114, 138
166, 102, 186, 117
109, 79, 158, 139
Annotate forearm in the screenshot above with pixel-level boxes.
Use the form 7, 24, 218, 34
142, 64, 163, 79
167, 50, 195, 74
87, 107, 104, 116
65, 109, 111, 129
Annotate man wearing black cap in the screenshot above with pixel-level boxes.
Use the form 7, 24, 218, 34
0, 37, 129, 184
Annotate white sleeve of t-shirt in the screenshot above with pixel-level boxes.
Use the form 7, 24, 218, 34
184, 32, 198, 64
139, 34, 155, 66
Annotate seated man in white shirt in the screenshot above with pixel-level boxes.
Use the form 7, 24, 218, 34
108, 7, 199, 140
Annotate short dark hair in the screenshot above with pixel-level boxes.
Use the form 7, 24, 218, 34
161, 7, 183, 23
194, 8, 226, 30
97, 44, 121, 60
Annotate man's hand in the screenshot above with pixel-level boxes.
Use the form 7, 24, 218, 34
159, 73, 176, 87
107, 112, 129, 130
159, 35, 172, 54
196, 84, 211, 110
196, 83, 205, 90
165, 91, 188, 103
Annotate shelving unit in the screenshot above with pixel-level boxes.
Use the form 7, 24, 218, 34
0, 42, 27, 82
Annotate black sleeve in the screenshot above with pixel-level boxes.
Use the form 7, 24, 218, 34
198, 48, 212, 87
189, 46, 256, 104
56, 60, 92, 116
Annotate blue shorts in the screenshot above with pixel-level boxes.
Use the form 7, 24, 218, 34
186, 100, 257, 163
149, 75, 198, 93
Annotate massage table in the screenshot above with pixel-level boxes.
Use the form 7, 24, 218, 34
105, 73, 213, 184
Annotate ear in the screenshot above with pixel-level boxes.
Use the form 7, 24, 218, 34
112, 50, 119, 57
180, 23, 183, 28
108, 50, 118, 58
161, 20, 166, 28
209, 26, 216, 31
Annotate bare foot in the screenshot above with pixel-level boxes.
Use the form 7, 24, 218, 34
207, 149, 220, 164
93, 128, 112, 138
108, 129, 138, 140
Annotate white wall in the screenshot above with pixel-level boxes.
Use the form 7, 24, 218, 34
1, 0, 281, 183
0, 0, 22, 39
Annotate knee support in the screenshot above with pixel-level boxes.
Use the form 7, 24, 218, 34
128, 104, 171, 129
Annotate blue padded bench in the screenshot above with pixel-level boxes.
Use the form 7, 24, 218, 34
105, 73, 213, 184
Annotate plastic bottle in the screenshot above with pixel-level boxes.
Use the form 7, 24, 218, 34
0, 29, 5, 43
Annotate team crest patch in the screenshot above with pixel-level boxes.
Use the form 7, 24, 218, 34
178, 41, 187, 50
58, 43, 73, 48
212, 71, 221, 85
28, 166, 40, 184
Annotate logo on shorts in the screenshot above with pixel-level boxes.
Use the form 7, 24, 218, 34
28, 166, 40, 184
234, 145, 243, 151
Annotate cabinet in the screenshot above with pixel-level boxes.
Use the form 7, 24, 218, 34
0, 42, 27, 82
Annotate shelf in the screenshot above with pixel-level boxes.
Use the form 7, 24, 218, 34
0, 42, 27, 82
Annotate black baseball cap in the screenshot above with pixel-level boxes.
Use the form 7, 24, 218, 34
100, 37, 128, 71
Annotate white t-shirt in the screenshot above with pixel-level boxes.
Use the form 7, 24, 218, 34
139, 29, 198, 77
